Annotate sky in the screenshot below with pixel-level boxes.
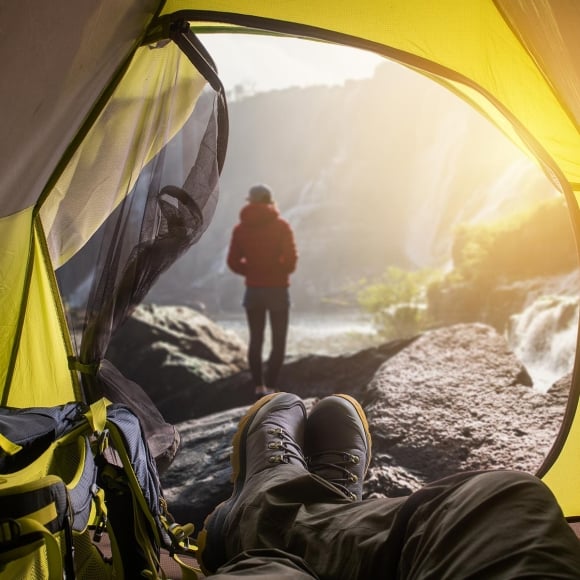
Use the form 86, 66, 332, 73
199, 34, 385, 94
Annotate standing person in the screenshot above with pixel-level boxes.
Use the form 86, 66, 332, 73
227, 184, 298, 399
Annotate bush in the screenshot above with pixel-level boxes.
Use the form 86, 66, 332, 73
451, 196, 577, 285
357, 266, 440, 339
427, 196, 578, 327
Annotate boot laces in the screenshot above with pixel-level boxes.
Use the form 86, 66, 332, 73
307, 450, 361, 500
266, 427, 306, 467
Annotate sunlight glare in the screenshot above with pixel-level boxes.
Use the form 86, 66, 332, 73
200, 34, 384, 95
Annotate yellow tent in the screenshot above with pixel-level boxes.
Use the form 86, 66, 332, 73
1, 0, 579, 518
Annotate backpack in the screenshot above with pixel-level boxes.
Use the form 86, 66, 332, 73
0, 400, 199, 579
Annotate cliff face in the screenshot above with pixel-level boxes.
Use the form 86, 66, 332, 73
145, 62, 556, 313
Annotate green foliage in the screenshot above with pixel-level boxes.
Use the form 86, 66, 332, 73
428, 196, 578, 328
358, 197, 578, 336
357, 266, 440, 339
450, 196, 577, 285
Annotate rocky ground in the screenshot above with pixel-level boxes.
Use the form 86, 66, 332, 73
106, 304, 571, 535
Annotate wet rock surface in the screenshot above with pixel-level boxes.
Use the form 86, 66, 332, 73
361, 323, 569, 499
107, 304, 413, 421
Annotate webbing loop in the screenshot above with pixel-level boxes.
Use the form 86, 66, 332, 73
0, 433, 22, 456
84, 398, 110, 434
68, 356, 100, 375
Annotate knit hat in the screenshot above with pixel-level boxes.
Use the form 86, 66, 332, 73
247, 184, 273, 204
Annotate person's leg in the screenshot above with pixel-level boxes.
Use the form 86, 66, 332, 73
392, 470, 580, 579
198, 391, 397, 580
203, 461, 403, 579
197, 392, 310, 574
200, 394, 580, 579
213, 470, 580, 580
265, 307, 289, 390
245, 307, 267, 392
212, 549, 318, 579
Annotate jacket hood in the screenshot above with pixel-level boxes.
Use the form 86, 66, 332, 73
239, 202, 280, 227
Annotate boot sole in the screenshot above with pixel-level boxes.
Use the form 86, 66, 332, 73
331, 394, 373, 473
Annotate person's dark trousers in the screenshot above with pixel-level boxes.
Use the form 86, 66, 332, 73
246, 307, 289, 390
211, 549, 318, 579
212, 466, 580, 579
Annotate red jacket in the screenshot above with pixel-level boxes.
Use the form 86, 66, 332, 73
227, 203, 298, 287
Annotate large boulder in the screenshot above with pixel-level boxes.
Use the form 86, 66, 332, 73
362, 323, 569, 497
160, 323, 570, 532
106, 304, 248, 421
160, 406, 244, 534
277, 338, 414, 399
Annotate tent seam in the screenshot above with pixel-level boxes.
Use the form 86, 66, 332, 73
163, 11, 574, 191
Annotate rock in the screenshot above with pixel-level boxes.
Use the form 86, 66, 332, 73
160, 406, 242, 533
365, 456, 425, 498
361, 323, 568, 496
160, 323, 570, 532
106, 304, 249, 421
107, 304, 414, 422
277, 338, 415, 399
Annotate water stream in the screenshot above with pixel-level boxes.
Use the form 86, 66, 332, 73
507, 295, 579, 393
217, 310, 382, 357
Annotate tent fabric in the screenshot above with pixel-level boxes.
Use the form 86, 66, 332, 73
41, 42, 208, 269
50, 31, 224, 464
0, 0, 160, 218
0, 208, 33, 391
161, 1, 580, 196
496, 1, 580, 144
3, 217, 79, 408
1, 0, 580, 517
543, 405, 580, 517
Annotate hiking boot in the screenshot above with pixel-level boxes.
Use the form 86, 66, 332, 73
197, 392, 307, 573
305, 394, 372, 501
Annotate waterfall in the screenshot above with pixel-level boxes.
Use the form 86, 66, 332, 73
404, 110, 470, 267
405, 153, 557, 269
507, 295, 579, 393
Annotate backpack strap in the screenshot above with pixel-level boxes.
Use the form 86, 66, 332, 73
102, 405, 201, 579
84, 397, 110, 434
1, 516, 64, 578
159, 516, 200, 580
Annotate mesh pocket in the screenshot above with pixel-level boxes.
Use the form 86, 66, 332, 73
72, 529, 113, 579
0, 534, 63, 580
50, 434, 98, 531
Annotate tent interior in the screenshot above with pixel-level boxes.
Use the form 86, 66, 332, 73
1, 1, 580, 574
